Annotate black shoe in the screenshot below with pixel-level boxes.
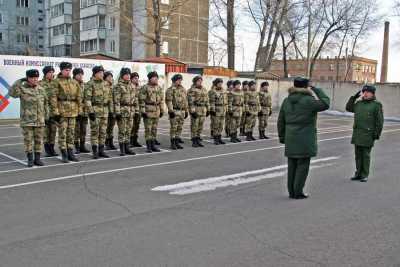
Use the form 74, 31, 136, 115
130, 136, 135, 147
75, 142, 81, 154
49, 144, 59, 156
105, 138, 111, 150
92, 145, 99, 159
214, 136, 220, 145
125, 143, 136, 155
235, 133, 242, 142
146, 140, 153, 153
154, 139, 161, 146
98, 144, 110, 158
250, 133, 256, 141
67, 148, 79, 162
131, 136, 142, 147
259, 131, 264, 140
119, 143, 125, 156
34, 152, 44, 166
175, 138, 183, 149
351, 176, 362, 181
230, 134, 238, 143
294, 193, 309, 199
246, 132, 252, 141
80, 143, 90, 153
44, 143, 52, 157
197, 137, 204, 147
192, 138, 199, 147
27, 152, 34, 167
218, 135, 226, 145
106, 137, 117, 150
176, 137, 184, 144
360, 177, 368, 182
170, 138, 177, 150
61, 149, 69, 163
151, 140, 161, 152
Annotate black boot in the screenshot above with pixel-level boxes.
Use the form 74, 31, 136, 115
125, 143, 136, 155
99, 144, 110, 158
197, 137, 204, 147
80, 142, 90, 153
27, 152, 34, 167
131, 136, 142, 147
34, 152, 44, 166
246, 132, 252, 141
106, 137, 117, 150
176, 137, 184, 144
130, 136, 135, 147
214, 136, 220, 145
219, 135, 226, 145
119, 143, 126, 156
175, 138, 183, 149
170, 138, 177, 150
192, 138, 199, 147
154, 139, 161, 146
44, 143, 52, 157
250, 132, 256, 141
49, 144, 59, 156
92, 145, 99, 159
75, 142, 81, 154
61, 149, 69, 163
235, 133, 242, 142
259, 130, 264, 139
230, 134, 238, 143
67, 148, 79, 162
105, 138, 111, 150
146, 140, 153, 153
151, 140, 161, 152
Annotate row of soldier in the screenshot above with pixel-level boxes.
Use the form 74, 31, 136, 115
10, 62, 272, 167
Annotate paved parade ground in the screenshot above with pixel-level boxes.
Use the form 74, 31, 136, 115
0, 114, 400, 266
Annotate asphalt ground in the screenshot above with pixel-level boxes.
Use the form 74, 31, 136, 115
0, 114, 400, 267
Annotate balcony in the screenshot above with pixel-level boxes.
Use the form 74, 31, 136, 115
49, 15, 72, 27
50, 35, 73, 46
80, 28, 107, 40
80, 4, 107, 18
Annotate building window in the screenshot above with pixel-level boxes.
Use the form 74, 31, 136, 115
0, 32, 3, 42
161, 16, 169, 30
0, 13, 3, 24
108, 0, 115, 5
17, 16, 29, 25
38, 0, 43, 3
162, 41, 168, 55
51, 3, 64, 18
17, 33, 29, 43
38, 9, 43, 13
81, 15, 106, 30
81, 0, 101, 8
38, 35, 43, 39
161, 0, 169, 4
329, 64, 334, 71
109, 16, 116, 31
110, 40, 115, 52
38, 17, 43, 21
17, 0, 29, 8
80, 39, 98, 53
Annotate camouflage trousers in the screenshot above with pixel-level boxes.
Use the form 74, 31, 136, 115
144, 117, 159, 141
58, 117, 76, 150
169, 114, 185, 138
44, 121, 57, 145
225, 113, 231, 136
229, 116, 241, 134
210, 116, 225, 136
258, 114, 269, 131
106, 115, 116, 139
244, 114, 257, 132
22, 126, 44, 153
75, 116, 88, 144
130, 113, 141, 138
90, 116, 108, 145
117, 115, 133, 143
240, 113, 246, 131
190, 115, 206, 138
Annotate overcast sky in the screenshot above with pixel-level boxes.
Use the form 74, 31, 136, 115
232, 0, 399, 82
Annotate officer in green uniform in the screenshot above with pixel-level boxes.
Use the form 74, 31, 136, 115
187, 76, 209, 148
84, 66, 113, 159
258, 81, 272, 139
130, 72, 142, 147
114, 68, 136, 156
208, 78, 227, 145
240, 81, 249, 136
227, 80, 244, 143
139, 71, 164, 153
278, 77, 330, 199
165, 74, 188, 150
9, 70, 48, 167
73, 68, 90, 154
40, 66, 58, 157
104, 71, 117, 150
225, 80, 233, 137
244, 81, 260, 141
346, 85, 384, 182
50, 62, 81, 163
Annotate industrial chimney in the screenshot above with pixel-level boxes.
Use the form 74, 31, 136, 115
380, 21, 389, 83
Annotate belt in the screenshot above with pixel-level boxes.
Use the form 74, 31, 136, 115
121, 104, 134, 107
233, 104, 242, 107
195, 104, 207, 107
173, 107, 184, 110
58, 99, 77, 102
92, 103, 108, 106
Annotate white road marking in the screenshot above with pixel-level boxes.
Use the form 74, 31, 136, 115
0, 142, 24, 147
0, 152, 27, 166
0, 135, 22, 139
152, 157, 338, 195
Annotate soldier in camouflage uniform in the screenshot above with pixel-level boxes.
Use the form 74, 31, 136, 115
227, 80, 244, 143
9, 70, 48, 167
50, 61, 81, 163
209, 78, 227, 145
129, 72, 142, 148
139, 71, 164, 153
225, 80, 233, 137
165, 74, 188, 150
258, 81, 272, 139
84, 66, 113, 159
104, 71, 117, 150
187, 76, 209, 148
240, 81, 249, 136
73, 68, 90, 154
244, 81, 260, 141
40, 66, 58, 157
114, 68, 136, 156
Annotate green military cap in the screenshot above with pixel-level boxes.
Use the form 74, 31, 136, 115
294, 77, 309, 88
362, 85, 376, 94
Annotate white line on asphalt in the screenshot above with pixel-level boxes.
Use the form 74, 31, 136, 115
0, 152, 27, 166
0, 135, 21, 139
0, 142, 24, 147
152, 157, 338, 195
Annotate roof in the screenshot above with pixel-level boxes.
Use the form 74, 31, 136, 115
135, 56, 186, 65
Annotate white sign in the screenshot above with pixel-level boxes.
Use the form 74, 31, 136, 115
0, 55, 165, 119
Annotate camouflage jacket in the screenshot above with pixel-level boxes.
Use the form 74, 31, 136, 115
244, 90, 260, 115
84, 78, 113, 118
50, 75, 82, 118
76, 80, 87, 117
259, 91, 272, 114
228, 90, 244, 117
139, 84, 164, 118
187, 85, 209, 116
208, 86, 227, 117
9, 79, 48, 127
113, 79, 137, 118
39, 78, 56, 99
165, 84, 188, 117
